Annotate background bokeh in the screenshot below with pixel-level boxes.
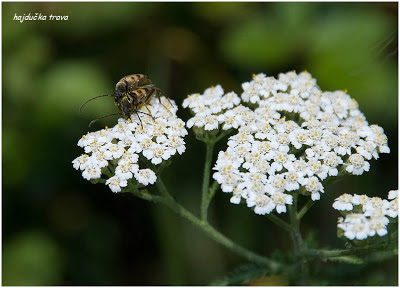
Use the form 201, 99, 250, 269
2, 2, 398, 285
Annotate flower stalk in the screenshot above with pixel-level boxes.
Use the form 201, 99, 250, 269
153, 177, 281, 271
201, 141, 215, 221
297, 199, 315, 220
288, 194, 304, 252
74, 70, 397, 285
265, 213, 292, 232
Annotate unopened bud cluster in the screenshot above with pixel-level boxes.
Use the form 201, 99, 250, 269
333, 190, 398, 240
73, 97, 187, 192
184, 71, 390, 215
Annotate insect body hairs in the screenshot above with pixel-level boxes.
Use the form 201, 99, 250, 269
80, 74, 173, 128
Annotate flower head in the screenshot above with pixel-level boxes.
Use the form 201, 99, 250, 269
333, 189, 398, 241
184, 71, 390, 215
73, 96, 187, 192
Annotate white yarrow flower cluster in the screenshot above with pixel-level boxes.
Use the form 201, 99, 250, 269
184, 71, 390, 215
183, 86, 242, 131
73, 96, 187, 192
333, 190, 398, 240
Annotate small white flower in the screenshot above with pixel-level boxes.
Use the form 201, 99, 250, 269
387, 198, 398, 218
219, 172, 240, 193
167, 119, 188, 137
230, 187, 246, 204
112, 121, 133, 140
303, 176, 324, 201
270, 191, 293, 214
184, 72, 390, 215
283, 172, 301, 191
222, 91, 241, 109
290, 129, 312, 149
106, 175, 128, 193
72, 154, 90, 170
346, 154, 370, 175
247, 193, 275, 215
75, 95, 186, 190
339, 213, 370, 240
218, 110, 240, 130
84, 139, 103, 154
387, 190, 398, 200
187, 114, 206, 128
320, 152, 343, 176
333, 194, 355, 211
270, 151, 295, 173
134, 169, 157, 186
204, 115, 219, 131
115, 161, 139, 180
91, 151, 109, 168
335, 189, 397, 241
368, 216, 389, 237
103, 143, 125, 160
305, 159, 329, 180
82, 164, 102, 180
356, 140, 378, 160
166, 136, 186, 155
182, 93, 201, 109
145, 143, 173, 165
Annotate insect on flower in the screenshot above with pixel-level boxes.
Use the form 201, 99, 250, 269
80, 74, 172, 127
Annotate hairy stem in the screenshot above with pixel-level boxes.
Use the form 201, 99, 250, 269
130, 188, 164, 203
304, 241, 398, 259
297, 199, 315, 220
288, 194, 303, 252
200, 142, 214, 221
207, 180, 219, 204
154, 178, 280, 271
213, 129, 233, 143
288, 193, 309, 285
265, 213, 292, 232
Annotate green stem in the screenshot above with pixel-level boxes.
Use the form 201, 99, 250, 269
200, 142, 214, 221
213, 129, 232, 143
297, 199, 314, 220
265, 213, 292, 232
141, 158, 174, 200
288, 194, 303, 252
304, 241, 398, 259
208, 180, 219, 203
130, 188, 164, 203
154, 178, 280, 271
288, 194, 310, 285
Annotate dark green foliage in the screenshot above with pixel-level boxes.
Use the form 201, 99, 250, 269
210, 263, 274, 286
2, 2, 397, 285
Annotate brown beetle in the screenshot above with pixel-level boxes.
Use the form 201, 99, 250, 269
80, 74, 171, 127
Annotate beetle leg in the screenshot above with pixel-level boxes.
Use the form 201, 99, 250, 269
142, 103, 155, 122
141, 85, 172, 114
155, 89, 172, 114
136, 112, 144, 130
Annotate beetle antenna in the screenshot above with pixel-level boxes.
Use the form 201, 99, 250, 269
80, 94, 115, 112
88, 113, 121, 127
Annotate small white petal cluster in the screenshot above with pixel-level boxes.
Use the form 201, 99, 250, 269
73, 97, 187, 193
184, 71, 390, 215
333, 190, 398, 240
183, 86, 241, 131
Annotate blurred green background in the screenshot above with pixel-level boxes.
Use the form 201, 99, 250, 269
2, 2, 398, 285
